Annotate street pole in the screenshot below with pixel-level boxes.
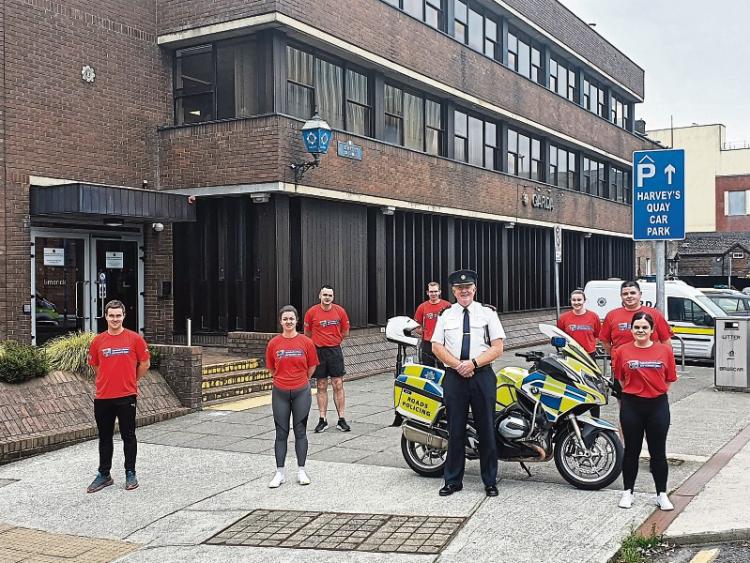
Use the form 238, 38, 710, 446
554, 261, 561, 320
729, 256, 732, 288
655, 241, 666, 316
554, 225, 562, 320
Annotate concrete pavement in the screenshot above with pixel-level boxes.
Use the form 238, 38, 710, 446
0, 346, 749, 562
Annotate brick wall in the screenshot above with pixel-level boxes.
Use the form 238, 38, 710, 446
156, 0, 643, 98
151, 344, 203, 409
159, 115, 633, 234
715, 175, 750, 232
157, 0, 647, 158
227, 331, 277, 359
0, 369, 187, 464
144, 225, 175, 343
0, 0, 170, 341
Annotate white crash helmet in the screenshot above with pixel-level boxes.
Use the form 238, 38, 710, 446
385, 316, 420, 346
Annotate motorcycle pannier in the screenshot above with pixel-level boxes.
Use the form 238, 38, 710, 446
393, 372, 444, 425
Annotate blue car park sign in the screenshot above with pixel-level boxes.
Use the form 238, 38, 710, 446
632, 149, 685, 241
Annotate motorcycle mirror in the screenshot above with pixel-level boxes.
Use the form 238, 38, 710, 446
550, 336, 567, 348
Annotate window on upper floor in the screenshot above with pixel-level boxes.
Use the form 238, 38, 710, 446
611, 94, 631, 130
508, 28, 542, 85
582, 156, 607, 197
454, 1, 498, 59
548, 144, 577, 190
610, 166, 631, 203
726, 191, 747, 216
287, 45, 372, 136
454, 110, 497, 169
385, 83, 444, 155
174, 39, 260, 125
508, 128, 542, 181
549, 56, 577, 103
582, 76, 607, 119
387, 0, 446, 30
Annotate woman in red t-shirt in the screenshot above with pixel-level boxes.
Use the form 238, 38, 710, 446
612, 312, 677, 512
265, 305, 319, 489
557, 289, 601, 356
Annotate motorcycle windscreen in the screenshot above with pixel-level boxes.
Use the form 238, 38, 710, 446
538, 323, 601, 377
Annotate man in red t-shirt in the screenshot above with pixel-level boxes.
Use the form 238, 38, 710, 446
599, 280, 673, 397
86, 299, 150, 493
304, 285, 351, 433
414, 282, 451, 368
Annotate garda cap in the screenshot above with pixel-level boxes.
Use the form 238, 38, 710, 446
448, 269, 478, 287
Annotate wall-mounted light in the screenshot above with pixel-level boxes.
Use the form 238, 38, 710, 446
104, 219, 123, 227
251, 193, 270, 204
290, 112, 332, 184
152, 222, 165, 233
584, 232, 593, 239
504, 222, 515, 229
381, 206, 395, 216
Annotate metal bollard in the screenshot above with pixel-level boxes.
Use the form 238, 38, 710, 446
673, 334, 688, 374
187, 317, 192, 347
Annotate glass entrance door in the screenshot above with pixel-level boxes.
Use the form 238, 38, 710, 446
31, 229, 144, 344
32, 236, 89, 345
92, 239, 140, 333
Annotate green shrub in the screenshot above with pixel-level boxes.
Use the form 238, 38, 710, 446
615, 526, 669, 563
148, 345, 161, 371
0, 341, 49, 383
44, 331, 96, 379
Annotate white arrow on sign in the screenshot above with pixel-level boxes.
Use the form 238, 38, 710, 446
664, 164, 676, 185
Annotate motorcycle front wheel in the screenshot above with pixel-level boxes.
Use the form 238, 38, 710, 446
401, 436, 446, 478
553, 427, 623, 490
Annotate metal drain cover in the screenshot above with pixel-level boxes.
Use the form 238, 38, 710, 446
205, 509, 466, 553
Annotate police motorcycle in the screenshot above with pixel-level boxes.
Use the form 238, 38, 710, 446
385, 317, 623, 490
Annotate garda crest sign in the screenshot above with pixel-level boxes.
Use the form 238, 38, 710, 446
632, 149, 685, 241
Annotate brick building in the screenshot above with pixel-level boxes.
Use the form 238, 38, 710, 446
1, 0, 653, 345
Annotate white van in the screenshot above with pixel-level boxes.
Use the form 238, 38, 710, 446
583, 279, 726, 360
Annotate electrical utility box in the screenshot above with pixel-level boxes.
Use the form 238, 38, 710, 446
715, 317, 750, 392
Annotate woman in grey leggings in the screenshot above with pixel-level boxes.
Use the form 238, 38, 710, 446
265, 305, 319, 488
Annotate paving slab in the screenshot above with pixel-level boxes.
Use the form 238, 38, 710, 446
665, 438, 750, 540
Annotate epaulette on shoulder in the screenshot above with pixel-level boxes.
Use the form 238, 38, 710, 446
438, 307, 449, 316
481, 303, 497, 312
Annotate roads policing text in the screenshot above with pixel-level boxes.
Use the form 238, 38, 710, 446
636, 189, 681, 237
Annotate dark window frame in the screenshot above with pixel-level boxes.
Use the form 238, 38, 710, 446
385, 81, 445, 155
287, 42, 374, 137
549, 143, 578, 191
453, 108, 498, 170
174, 44, 217, 125
508, 127, 542, 180
507, 26, 542, 84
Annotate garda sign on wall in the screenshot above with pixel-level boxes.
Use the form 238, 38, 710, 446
632, 149, 685, 240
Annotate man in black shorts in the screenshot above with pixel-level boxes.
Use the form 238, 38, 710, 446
304, 285, 351, 432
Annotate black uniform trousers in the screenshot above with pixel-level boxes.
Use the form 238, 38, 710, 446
443, 365, 497, 487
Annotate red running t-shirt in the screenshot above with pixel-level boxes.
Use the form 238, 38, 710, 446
599, 306, 672, 350
304, 304, 350, 347
612, 342, 677, 398
88, 329, 149, 399
414, 300, 451, 341
266, 334, 319, 390
557, 310, 601, 353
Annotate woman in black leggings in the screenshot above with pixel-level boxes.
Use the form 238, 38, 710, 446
611, 312, 677, 510
265, 305, 319, 488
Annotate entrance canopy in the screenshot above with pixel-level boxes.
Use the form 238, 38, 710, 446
30, 183, 196, 223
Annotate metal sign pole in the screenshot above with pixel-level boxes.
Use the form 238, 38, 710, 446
655, 241, 666, 316
554, 225, 563, 320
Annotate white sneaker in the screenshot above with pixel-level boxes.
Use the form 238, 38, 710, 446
655, 492, 674, 511
268, 472, 285, 488
618, 490, 634, 509
298, 469, 311, 486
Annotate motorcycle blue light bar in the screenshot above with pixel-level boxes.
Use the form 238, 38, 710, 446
550, 336, 567, 348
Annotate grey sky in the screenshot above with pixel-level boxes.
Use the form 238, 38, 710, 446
557, 0, 750, 144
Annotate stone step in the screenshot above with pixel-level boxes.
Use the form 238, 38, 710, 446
201, 358, 262, 377
202, 379, 274, 404
201, 368, 272, 391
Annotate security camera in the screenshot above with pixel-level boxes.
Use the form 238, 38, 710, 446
152, 222, 164, 233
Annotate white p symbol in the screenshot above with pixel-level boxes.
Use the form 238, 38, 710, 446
636, 157, 655, 188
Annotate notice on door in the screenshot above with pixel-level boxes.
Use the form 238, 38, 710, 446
43, 247, 65, 266
105, 251, 124, 269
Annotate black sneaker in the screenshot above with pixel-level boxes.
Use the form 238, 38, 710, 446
336, 418, 351, 432
314, 418, 328, 433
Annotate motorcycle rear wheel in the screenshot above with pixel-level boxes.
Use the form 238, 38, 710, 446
554, 428, 623, 490
401, 436, 447, 478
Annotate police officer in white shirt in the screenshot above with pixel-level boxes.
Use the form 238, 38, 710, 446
431, 269, 506, 497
